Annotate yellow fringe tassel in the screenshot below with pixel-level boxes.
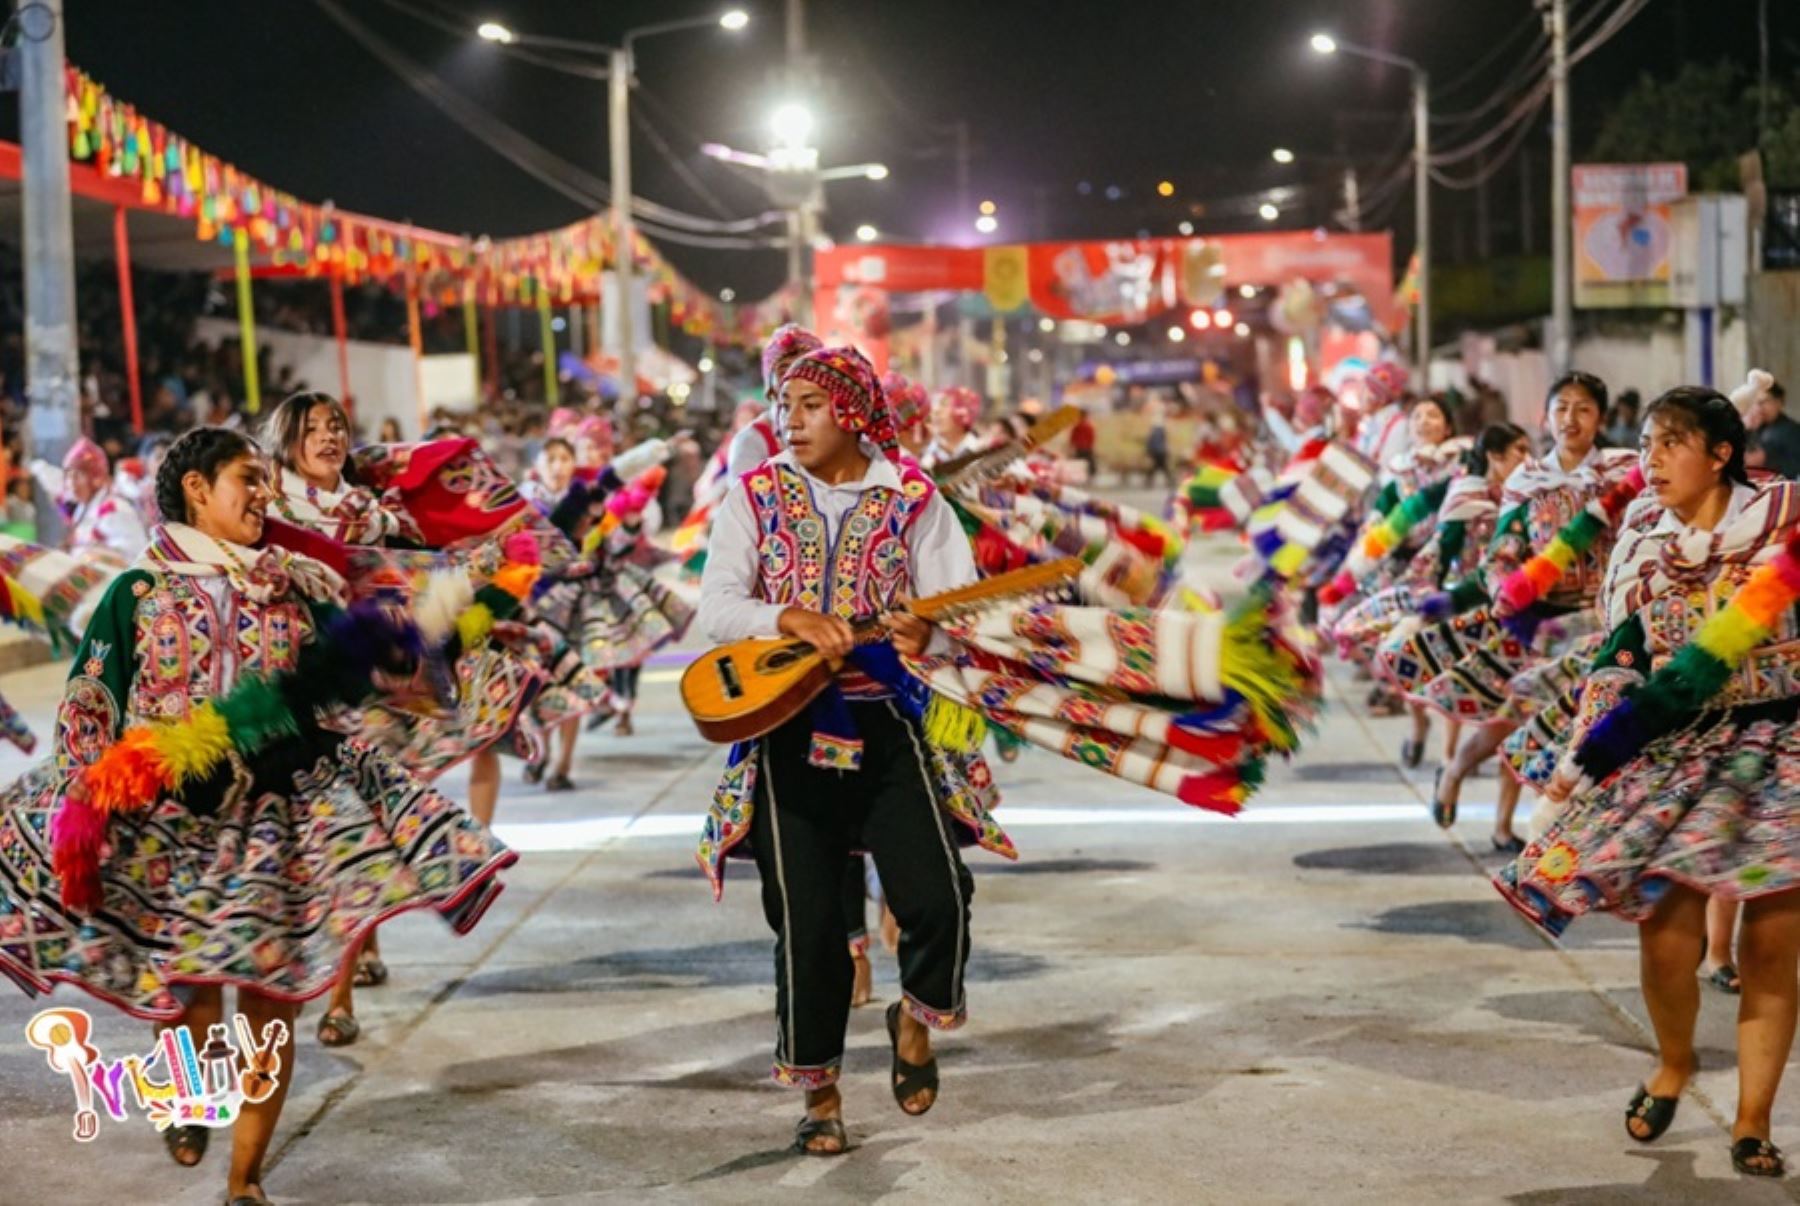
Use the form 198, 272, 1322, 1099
923, 694, 987, 754
150, 702, 234, 784
456, 602, 496, 650
1219, 603, 1303, 752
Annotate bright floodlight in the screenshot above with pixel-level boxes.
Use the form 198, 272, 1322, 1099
770, 103, 815, 149
1114, 331, 1131, 346
1234, 322, 1251, 337
975, 214, 999, 234
477, 21, 516, 44
979, 200, 997, 216
1038, 317, 1056, 333
865, 163, 890, 180
1259, 203, 1280, 222
719, 287, 736, 302
1272, 147, 1295, 165
1214, 308, 1233, 326
1310, 33, 1337, 54
1177, 220, 1195, 236
720, 9, 750, 31
855, 224, 879, 242
1188, 309, 1212, 331
1238, 284, 1257, 299
1168, 325, 1187, 343
698, 356, 715, 372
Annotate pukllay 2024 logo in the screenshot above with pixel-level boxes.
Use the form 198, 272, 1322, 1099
26, 1007, 286, 1141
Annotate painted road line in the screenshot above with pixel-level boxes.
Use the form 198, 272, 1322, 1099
492, 802, 1496, 852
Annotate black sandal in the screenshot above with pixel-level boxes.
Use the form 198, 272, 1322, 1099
1491, 833, 1525, 855
545, 772, 575, 793
352, 952, 389, 988
885, 1001, 940, 1116
1625, 1083, 1681, 1143
1731, 1137, 1785, 1177
792, 1115, 847, 1157
316, 1009, 361, 1048
164, 1123, 209, 1167
1401, 738, 1424, 769
1431, 768, 1456, 829
1705, 964, 1742, 995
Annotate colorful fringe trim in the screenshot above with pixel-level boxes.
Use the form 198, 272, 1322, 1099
1319, 479, 1452, 605
1570, 528, 1800, 788
49, 554, 542, 914
1493, 467, 1644, 618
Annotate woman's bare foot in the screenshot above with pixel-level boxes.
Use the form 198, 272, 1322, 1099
801, 1086, 845, 1154
851, 950, 873, 1007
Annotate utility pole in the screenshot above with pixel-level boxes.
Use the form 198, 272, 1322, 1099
20, 0, 78, 542
1548, 0, 1573, 375
955, 119, 974, 390
1412, 68, 1431, 390
785, 0, 815, 324
1520, 145, 1535, 255
1341, 167, 1362, 231
609, 46, 637, 410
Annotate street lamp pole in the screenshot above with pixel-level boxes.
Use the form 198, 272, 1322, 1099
609, 45, 637, 411
1412, 66, 1432, 390
1548, 0, 1572, 376
1312, 36, 1431, 388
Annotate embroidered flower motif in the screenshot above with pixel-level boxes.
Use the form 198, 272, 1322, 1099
1534, 841, 1580, 885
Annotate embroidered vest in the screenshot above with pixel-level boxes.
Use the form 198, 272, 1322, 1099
743, 459, 935, 620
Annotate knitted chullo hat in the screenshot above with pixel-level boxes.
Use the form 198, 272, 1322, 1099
1364, 361, 1410, 408
936, 386, 982, 430
760, 323, 824, 399
881, 371, 929, 434
63, 437, 108, 479
783, 346, 899, 462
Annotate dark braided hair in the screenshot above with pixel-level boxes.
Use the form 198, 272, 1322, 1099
154, 427, 261, 526
1642, 385, 1752, 486
1464, 422, 1530, 476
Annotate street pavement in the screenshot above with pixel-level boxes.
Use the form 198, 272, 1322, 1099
0, 506, 1796, 1204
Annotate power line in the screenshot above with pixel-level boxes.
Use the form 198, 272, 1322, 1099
313, 0, 786, 248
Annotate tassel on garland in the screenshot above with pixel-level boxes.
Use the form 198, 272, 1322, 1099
49, 550, 541, 915
1218, 587, 1314, 752
1494, 467, 1644, 619
581, 465, 667, 558
1418, 577, 1491, 621
923, 693, 988, 754
1571, 528, 1800, 788
1319, 479, 1453, 606
1180, 463, 1239, 510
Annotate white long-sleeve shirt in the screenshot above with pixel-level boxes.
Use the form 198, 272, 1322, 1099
697, 447, 977, 643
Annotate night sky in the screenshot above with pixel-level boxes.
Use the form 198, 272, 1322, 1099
30, 0, 1800, 298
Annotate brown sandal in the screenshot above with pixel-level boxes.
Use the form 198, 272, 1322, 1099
316, 1009, 361, 1047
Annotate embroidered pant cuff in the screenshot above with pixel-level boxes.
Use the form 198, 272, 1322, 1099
903, 990, 966, 1032
771, 1059, 841, 1090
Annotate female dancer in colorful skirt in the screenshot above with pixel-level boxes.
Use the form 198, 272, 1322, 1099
1497, 387, 1800, 1178
261, 391, 571, 1045
1325, 395, 1471, 717
1386, 372, 1635, 850
1327, 422, 1531, 766
0, 428, 514, 1205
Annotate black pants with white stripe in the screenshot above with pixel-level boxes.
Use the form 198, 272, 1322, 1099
748, 699, 975, 1089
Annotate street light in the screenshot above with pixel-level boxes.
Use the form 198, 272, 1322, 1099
855, 223, 878, 242
1271, 147, 1295, 165
975, 214, 998, 234
1311, 31, 1430, 388
1258, 202, 1279, 222
474, 12, 749, 412
1167, 325, 1187, 343
865, 164, 890, 180
770, 102, 815, 150
1177, 220, 1195, 236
